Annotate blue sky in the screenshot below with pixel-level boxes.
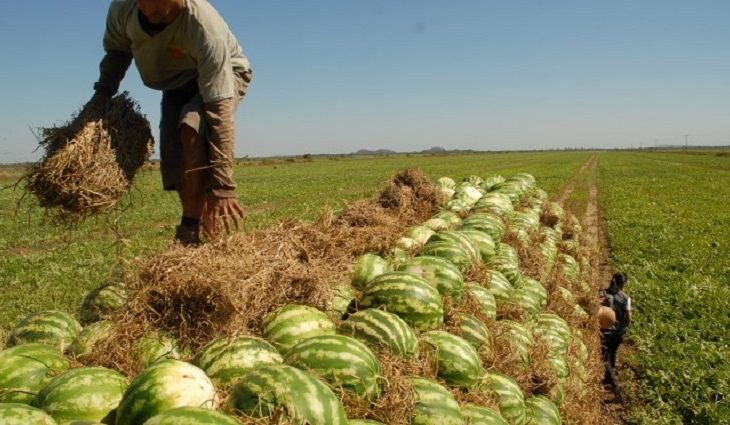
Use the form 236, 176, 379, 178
1, 0, 728, 162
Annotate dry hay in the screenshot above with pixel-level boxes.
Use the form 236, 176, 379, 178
24, 93, 153, 223
85, 169, 444, 376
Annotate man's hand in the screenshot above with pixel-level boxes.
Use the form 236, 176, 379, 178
201, 194, 246, 237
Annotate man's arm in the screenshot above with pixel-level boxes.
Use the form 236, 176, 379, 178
93, 3, 134, 100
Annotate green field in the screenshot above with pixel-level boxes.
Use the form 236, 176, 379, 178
2, 149, 728, 423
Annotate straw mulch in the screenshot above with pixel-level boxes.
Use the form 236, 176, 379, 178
85, 169, 445, 376
24, 93, 153, 223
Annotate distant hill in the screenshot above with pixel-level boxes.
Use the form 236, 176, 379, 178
353, 148, 397, 155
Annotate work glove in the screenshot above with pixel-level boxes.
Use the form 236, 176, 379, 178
83, 91, 112, 119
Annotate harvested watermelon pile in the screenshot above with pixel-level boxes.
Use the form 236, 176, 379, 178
0, 169, 604, 424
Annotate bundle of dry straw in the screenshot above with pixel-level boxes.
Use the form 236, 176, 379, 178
25, 92, 153, 222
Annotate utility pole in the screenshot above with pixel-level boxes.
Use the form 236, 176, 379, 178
684, 134, 689, 151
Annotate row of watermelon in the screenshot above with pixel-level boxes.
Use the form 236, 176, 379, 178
0, 172, 589, 424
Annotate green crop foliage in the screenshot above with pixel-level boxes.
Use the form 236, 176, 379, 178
0, 151, 588, 336
599, 151, 730, 424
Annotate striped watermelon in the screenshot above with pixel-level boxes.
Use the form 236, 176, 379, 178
35, 367, 128, 423
454, 184, 483, 205
79, 284, 128, 324
338, 308, 418, 357
459, 229, 496, 263
228, 364, 347, 424
142, 407, 239, 425
397, 236, 418, 250
436, 176, 456, 190
462, 403, 509, 425
432, 211, 463, 229
486, 270, 514, 301
68, 320, 114, 360
423, 218, 449, 231
116, 360, 217, 425
497, 321, 534, 365
6, 310, 81, 352
426, 231, 479, 262
460, 213, 506, 242
360, 272, 444, 331
284, 335, 381, 400
482, 373, 526, 425
397, 256, 464, 303
0, 343, 70, 404
547, 355, 569, 379
410, 377, 462, 425
483, 175, 506, 190
420, 331, 483, 387
466, 284, 497, 321
262, 304, 336, 353
327, 282, 355, 317
558, 254, 580, 281
459, 313, 491, 352
132, 333, 182, 368
473, 193, 514, 218
194, 336, 283, 385
419, 241, 472, 272
536, 314, 571, 341
0, 403, 56, 424
511, 277, 546, 315
352, 254, 391, 288
491, 245, 521, 286
405, 225, 436, 245
445, 198, 472, 213
525, 395, 561, 425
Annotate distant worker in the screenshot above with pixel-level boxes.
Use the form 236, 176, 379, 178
599, 272, 632, 395
88, 0, 253, 245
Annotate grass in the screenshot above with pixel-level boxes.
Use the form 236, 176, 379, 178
0, 151, 589, 337
599, 151, 730, 424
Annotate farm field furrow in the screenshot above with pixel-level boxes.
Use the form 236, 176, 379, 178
0, 151, 589, 334
599, 151, 730, 424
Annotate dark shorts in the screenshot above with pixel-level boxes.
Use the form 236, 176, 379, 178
159, 69, 251, 191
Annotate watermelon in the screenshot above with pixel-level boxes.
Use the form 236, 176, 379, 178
558, 254, 580, 281
445, 199, 472, 213
511, 277, 546, 315
482, 373, 526, 425
68, 320, 115, 360
397, 236, 418, 250
348, 420, 385, 425
326, 282, 355, 317
418, 240, 472, 271
525, 395, 561, 425
360, 272, 444, 331
462, 403, 509, 425
194, 336, 283, 385
142, 407, 239, 425
132, 333, 181, 368
410, 377, 462, 425
396, 256, 464, 303
338, 308, 419, 357
423, 218, 449, 231
0, 403, 56, 424
0, 343, 70, 404
547, 356, 569, 379
497, 321, 533, 365
466, 284, 497, 321
436, 176, 456, 190
432, 211, 463, 229
405, 225, 436, 246
35, 367, 128, 423
116, 360, 216, 425
6, 310, 81, 352
426, 231, 479, 263
460, 213, 506, 242
486, 270, 514, 301
459, 229, 496, 263
284, 335, 381, 400
79, 284, 128, 324
420, 331, 483, 387
228, 364, 347, 424
459, 313, 491, 352
491, 245, 521, 286
352, 254, 391, 289
453, 184, 483, 205
262, 304, 336, 353
473, 193, 514, 218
